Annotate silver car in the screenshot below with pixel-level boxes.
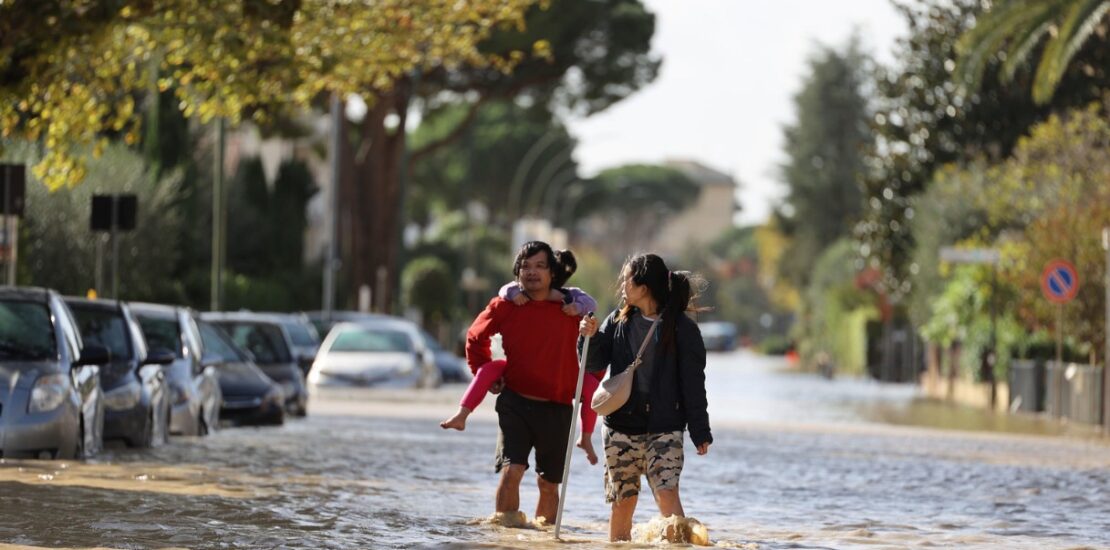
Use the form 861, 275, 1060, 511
0, 287, 107, 459
130, 303, 221, 436
309, 318, 441, 389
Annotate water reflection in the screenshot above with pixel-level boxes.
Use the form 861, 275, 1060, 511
0, 350, 1106, 549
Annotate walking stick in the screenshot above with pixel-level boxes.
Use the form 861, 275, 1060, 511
554, 313, 593, 540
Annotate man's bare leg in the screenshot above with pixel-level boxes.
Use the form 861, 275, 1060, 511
609, 495, 638, 541
496, 464, 526, 513
535, 475, 559, 522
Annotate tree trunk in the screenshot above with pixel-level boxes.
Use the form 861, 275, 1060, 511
339, 80, 412, 314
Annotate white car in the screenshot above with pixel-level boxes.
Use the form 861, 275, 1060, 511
308, 320, 441, 389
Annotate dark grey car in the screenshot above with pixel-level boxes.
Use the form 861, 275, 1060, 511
0, 287, 108, 459
196, 320, 285, 427
130, 303, 221, 436
202, 312, 307, 417
65, 298, 174, 448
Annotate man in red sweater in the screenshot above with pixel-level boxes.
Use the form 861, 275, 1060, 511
465, 241, 587, 524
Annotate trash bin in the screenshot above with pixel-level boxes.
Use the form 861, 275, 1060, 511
1008, 359, 1045, 412
1045, 361, 1070, 418
1065, 364, 1103, 425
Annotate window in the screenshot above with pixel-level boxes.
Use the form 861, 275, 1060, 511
70, 306, 133, 360
137, 316, 184, 359
0, 300, 56, 360
329, 328, 413, 353
283, 321, 318, 347
221, 323, 292, 364
197, 322, 247, 363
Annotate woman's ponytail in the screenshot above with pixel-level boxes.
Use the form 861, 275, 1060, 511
551, 249, 578, 288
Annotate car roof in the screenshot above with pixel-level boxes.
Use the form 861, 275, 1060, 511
303, 310, 393, 322
201, 311, 291, 323
0, 286, 54, 302
64, 296, 125, 312
128, 302, 183, 317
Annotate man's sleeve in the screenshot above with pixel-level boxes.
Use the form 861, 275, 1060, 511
466, 297, 508, 374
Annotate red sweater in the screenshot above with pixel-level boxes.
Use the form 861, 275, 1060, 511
466, 297, 597, 405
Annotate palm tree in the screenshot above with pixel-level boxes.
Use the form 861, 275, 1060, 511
955, 0, 1109, 104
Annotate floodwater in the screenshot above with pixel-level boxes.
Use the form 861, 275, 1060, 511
2, 350, 1109, 549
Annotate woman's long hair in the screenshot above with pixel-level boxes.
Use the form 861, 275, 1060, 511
616, 253, 706, 352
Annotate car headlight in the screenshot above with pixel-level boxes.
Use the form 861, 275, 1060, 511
103, 381, 142, 411
29, 374, 68, 413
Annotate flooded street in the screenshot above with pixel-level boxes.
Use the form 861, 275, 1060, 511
3, 350, 1109, 549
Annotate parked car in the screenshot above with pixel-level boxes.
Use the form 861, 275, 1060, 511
0, 287, 107, 459
269, 313, 320, 376
196, 320, 284, 427
308, 320, 441, 388
303, 310, 391, 341
65, 298, 174, 448
202, 312, 308, 417
700, 321, 738, 352
420, 328, 469, 383
130, 303, 222, 436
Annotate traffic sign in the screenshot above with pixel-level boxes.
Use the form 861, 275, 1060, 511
1041, 259, 1079, 304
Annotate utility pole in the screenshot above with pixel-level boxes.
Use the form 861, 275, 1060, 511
210, 118, 225, 311
322, 94, 340, 321
1103, 228, 1110, 433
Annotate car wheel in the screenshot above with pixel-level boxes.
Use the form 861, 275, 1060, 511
197, 410, 209, 436
71, 420, 85, 460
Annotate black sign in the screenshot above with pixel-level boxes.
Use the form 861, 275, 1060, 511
91, 194, 138, 232
0, 163, 26, 217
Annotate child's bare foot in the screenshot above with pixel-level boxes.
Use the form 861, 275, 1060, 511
577, 433, 598, 465
440, 407, 472, 430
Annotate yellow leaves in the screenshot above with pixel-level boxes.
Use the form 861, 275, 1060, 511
532, 39, 552, 61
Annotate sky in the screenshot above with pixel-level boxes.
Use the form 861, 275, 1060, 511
566, 0, 908, 226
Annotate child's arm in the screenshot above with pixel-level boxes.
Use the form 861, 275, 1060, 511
561, 287, 597, 317
498, 281, 529, 305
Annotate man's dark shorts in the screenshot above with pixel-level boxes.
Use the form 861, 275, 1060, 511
494, 389, 572, 484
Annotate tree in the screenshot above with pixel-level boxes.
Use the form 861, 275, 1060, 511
775, 38, 870, 289
856, 0, 1109, 301
0, 0, 538, 189
340, 0, 660, 313
6, 141, 185, 301
955, 0, 1110, 104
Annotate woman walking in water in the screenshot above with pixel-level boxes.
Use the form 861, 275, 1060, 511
580, 253, 712, 542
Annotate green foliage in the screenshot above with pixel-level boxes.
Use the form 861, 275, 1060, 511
857, 0, 1109, 300
402, 256, 458, 327
796, 239, 876, 375
776, 38, 870, 289
955, 0, 1109, 105
5, 142, 185, 302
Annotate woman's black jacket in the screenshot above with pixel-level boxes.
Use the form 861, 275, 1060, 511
581, 308, 712, 446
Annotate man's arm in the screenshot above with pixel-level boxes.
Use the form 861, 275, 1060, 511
465, 297, 509, 374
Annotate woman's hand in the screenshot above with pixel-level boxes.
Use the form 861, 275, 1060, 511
696, 442, 710, 456
489, 377, 505, 394
579, 315, 598, 337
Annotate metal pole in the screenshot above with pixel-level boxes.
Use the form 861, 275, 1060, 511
210, 118, 225, 311
95, 235, 105, 296
1056, 303, 1064, 418
323, 93, 340, 319
554, 317, 593, 540
2, 166, 9, 284
1103, 228, 1110, 432
988, 265, 997, 408
110, 197, 119, 298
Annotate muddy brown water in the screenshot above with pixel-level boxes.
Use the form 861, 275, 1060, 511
2, 351, 1108, 549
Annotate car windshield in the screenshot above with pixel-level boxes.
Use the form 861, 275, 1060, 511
0, 299, 56, 360
283, 321, 317, 347
330, 328, 413, 353
198, 322, 248, 363
221, 322, 292, 364
136, 315, 184, 358
71, 306, 133, 360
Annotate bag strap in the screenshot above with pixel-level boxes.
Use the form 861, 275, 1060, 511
627, 316, 660, 374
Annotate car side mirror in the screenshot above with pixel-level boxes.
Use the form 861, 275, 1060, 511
144, 348, 176, 366
75, 344, 111, 366
201, 351, 223, 368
